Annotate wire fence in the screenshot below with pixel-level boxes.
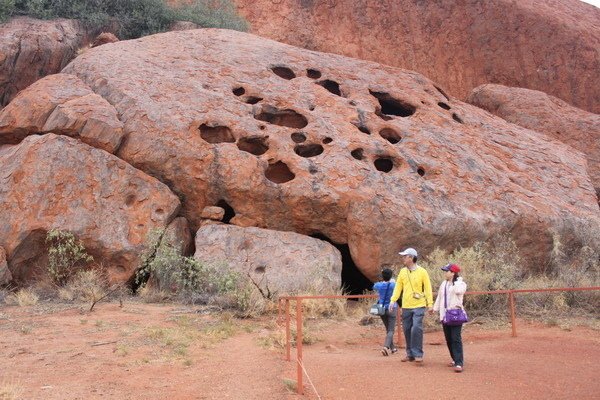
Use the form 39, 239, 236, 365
277, 286, 600, 396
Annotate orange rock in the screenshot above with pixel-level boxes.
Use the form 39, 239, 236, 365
0, 134, 181, 283
91, 32, 119, 48
467, 83, 600, 200
52, 29, 600, 279
233, 0, 600, 114
0, 246, 11, 285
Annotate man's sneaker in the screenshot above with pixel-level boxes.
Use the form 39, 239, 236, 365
400, 356, 415, 362
447, 361, 456, 367
381, 347, 389, 356
454, 365, 463, 373
391, 348, 398, 354
414, 357, 424, 363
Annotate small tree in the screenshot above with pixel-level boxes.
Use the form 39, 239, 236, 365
46, 229, 93, 285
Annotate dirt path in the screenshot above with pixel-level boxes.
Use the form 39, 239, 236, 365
1, 303, 599, 399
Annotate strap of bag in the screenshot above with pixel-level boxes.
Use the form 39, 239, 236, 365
444, 281, 448, 310
407, 269, 416, 293
381, 282, 391, 306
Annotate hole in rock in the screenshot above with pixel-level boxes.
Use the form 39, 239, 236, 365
370, 90, 416, 118
306, 69, 322, 79
379, 128, 402, 144
237, 136, 269, 156
374, 157, 394, 173
291, 132, 307, 143
217, 199, 236, 223
254, 106, 308, 129
349, 100, 357, 106
265, 161, 295, 183
417, 167, 425, 176
259, 125, 266, 130
317, 79, 342, 96
309, 165, 318, 174
155, 208, 164, 215
310, 233, 373, 295
434, 85, 450, 101
9, 229, 48, 283
255, 265, 266, 274
245, 96, 263, 104
351, 148, 364, 160
309, 105, 315, 111
125, 194, 136, 206
271, 66, 296, 80
199, 124, 235, 143
322, 137, 333, 144
232, 87, 245, 96
452, 113, 464, 124
437, 102, 451, 110
351, 121, 371, 134
294, 143, 324, 158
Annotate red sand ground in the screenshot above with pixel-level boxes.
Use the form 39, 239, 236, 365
1, 302, 599, 399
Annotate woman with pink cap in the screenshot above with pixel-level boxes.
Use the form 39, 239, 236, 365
432, 263, 467, 372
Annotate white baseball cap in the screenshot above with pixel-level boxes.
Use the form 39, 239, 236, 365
398, 248, 418, 257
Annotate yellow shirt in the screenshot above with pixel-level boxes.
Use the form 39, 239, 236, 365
389, 266, 433, 309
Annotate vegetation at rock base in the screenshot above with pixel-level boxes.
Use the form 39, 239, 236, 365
46, 229, 93, 286
0, 0, 248, 38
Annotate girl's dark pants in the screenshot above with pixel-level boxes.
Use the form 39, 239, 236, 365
379, 308, 396, 349
443, 323, 464, 367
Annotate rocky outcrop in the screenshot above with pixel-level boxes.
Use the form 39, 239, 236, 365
467, 84, 600, 199
194, 224, 342, 294
0, 134, 180, 282
234, 0, 600, 114
91, 32, 119, 48
0, 17, 87, 109
0, 246, 11, 285
0, 73, 125, 153
53, 29, 600, 280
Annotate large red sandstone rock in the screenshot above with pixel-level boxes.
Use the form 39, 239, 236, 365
54, 29, 599, 280
467, 84, 600, 199
233, 0, 600, 114
194, 224, 342, 294
0, 17, 87, 108
0, 134, 181, 282
0, 73, 124, 153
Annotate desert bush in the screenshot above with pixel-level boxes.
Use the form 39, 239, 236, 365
0, 379, 23, 400
4, 287, 39, 306
0, 0, 15, 22
46, 229, 93, 285
9, 0, 248, 39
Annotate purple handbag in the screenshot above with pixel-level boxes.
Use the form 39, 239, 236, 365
443, 282, 468, 326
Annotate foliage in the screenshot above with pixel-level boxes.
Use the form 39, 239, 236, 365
4, 287, 39, 306
7, 0, 248, 39
0, 0, 15, 23
46, 229, 93, 285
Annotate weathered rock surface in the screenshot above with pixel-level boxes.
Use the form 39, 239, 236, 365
53, 29, 600, 280
200, 206, 225, 221
161, 217, 193, 256
467, 84, 600, 199
234, 0, 600, 114
0, 134, 180, 282
194, 224, 342, 294
91, 32, 119, 48
0, 246, 11, 285
0, 73, 124, 153
0, 17, 87, 108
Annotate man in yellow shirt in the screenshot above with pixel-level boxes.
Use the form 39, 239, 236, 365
389, 248, 433, 363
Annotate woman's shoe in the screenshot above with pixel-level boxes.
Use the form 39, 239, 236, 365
454, 365, 463, 373
391, 348, 398, 354
381, 347, 390, 356
447, 361, 456, 367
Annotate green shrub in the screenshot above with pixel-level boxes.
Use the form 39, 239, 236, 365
46, 229, 93, 285
0, 0, 15, 22
9, 0, 248, 39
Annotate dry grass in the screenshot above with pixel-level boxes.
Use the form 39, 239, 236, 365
0, 379, 23, 400
4, 288, 39, 307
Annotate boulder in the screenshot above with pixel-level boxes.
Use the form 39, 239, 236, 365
194, 224, 342, 294
234, 0, 600, 113
467, 84, 600, 199
0, 246, 11, 285
0, 17, 87, 108
0, 134, 180, 282
91, 32, 119, 48
0, 73, 124, 153
40, 28, 600, 279
200, 206, 225, 221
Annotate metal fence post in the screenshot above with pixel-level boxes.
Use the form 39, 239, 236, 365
296, 298, 304, 395
285, 298, 291, 361
509, 291, 517, 337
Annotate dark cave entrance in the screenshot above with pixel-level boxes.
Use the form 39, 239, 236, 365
310, 233, 373, 295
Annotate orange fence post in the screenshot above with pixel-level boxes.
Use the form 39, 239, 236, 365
296, 298, 304, 395
285, 298, 291, 361
509, 291, 517, 337
395, 307, 404, 349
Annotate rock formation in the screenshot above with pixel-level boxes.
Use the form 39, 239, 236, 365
0, 134, 180, 282
36, 28, 599, 280
467, 84, 600, 200
233, 0, 600, 114
194, 224, 342, 294
0, 246, 11, 285
0, 17, 87, 108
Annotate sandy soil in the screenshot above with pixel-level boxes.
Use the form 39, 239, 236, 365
1, 302, 599, 400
